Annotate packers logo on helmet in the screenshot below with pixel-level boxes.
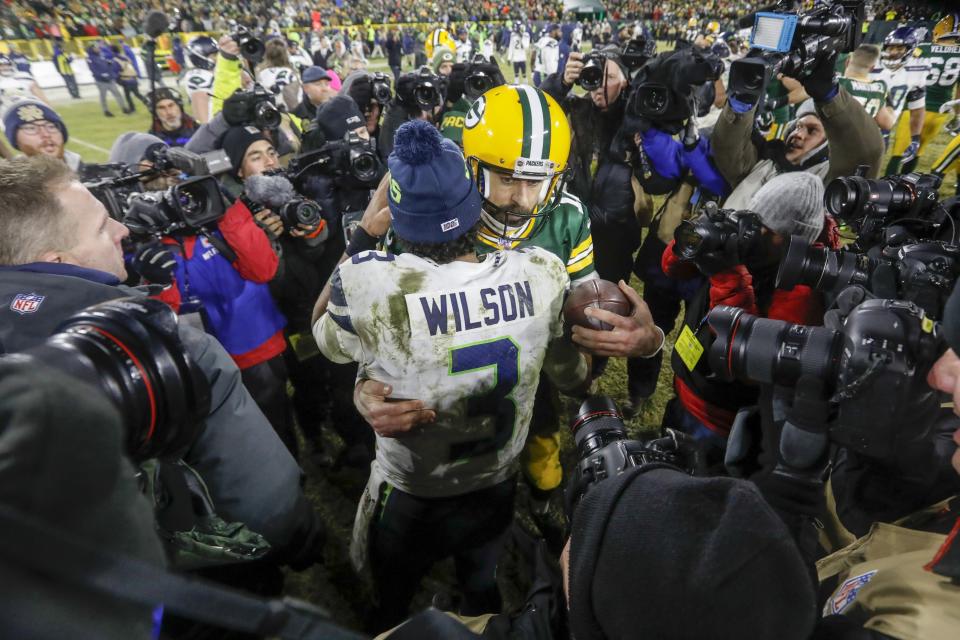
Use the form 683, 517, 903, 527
426, 29, 456, 59
933, 14, 960, 45
462, 84, 571, 228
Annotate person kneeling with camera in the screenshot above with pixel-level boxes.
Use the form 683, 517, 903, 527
139, 126, 297, 456
660, 172, 840, 465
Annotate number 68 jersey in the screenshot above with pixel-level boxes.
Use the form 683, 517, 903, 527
314, 247, 569, 497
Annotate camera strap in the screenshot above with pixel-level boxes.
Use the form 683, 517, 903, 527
0, 503, 365, 640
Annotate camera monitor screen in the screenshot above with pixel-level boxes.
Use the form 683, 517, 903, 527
751, 12, 798, 52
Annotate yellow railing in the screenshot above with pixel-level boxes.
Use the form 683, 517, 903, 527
0, 22, 510, 60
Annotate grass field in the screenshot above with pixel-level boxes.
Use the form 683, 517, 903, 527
42, 65, 960, 631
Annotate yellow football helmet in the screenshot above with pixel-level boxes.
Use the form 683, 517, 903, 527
425, 28, 456, 59
706, 21, 721, 35
461, 84, 571, 222
933, 14, 960, 45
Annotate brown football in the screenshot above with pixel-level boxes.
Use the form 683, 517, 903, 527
563, 279, 632, 331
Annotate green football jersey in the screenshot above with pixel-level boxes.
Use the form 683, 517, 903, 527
439, 98, 471, 147
474, 190, 596, 285
838, 76, 888, 117
919, 43, 960, 112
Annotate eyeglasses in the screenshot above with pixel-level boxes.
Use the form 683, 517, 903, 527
19, 121, 61, 136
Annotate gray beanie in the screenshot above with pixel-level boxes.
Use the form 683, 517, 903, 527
109, 132, 167, 168
749, 172, 825, 243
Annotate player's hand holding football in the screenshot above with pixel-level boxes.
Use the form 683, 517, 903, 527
570, 280, 663, 358
355, 379, 437, 438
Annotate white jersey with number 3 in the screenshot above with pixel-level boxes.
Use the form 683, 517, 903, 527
315, 247, 569, 497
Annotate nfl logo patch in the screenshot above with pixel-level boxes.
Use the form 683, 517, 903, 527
10, 293, 45, 315
824, 570, 877, 615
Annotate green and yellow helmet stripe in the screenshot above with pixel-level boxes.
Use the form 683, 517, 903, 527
514, 84, 552, 161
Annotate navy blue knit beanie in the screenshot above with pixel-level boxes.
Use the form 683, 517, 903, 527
387, 119, 481, 244
4, 100, 68, 149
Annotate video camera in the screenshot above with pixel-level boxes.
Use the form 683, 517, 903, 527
229, 25, 266, 64
395, 66, 444, 112
84, 146, 232, 221
777, 237, 960, 319
463, 54, 505, 101
242, 172, 324, 233
728, 0, 865, 105
825, 171, 952, 250
4, 297, 210, 463
565, 396, 701, 515
673, 202, 763, 268
123, 175, 227, 237
288, 129, 381, 185
620, 33, 657, 72
626, 48, 723, 129
707, 299, 944, 461
222, 84, 283, 130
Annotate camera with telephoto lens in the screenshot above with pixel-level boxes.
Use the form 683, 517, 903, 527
222, 84, 282, 130
4, 297, 210, 462
673, 203, 763, 265
728, 0, 865, 105
565, 396, 701, 515
707, 299, 943, 461
777, 236, 960, 319
229, 25, 266, 64
371, 72, 393, 104
463, 54, 505, 100
577, 50, 609, 91
288, 129, 380, 185
825, 172, 948, 249
122, 175, 227, 237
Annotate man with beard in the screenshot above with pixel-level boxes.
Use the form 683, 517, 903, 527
146, 87, 198, 148
3, 99, 83, 171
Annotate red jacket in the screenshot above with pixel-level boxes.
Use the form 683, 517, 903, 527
661, 217, 842, 433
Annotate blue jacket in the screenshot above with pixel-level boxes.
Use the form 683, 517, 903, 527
123, 44, 141, 76
86, 48, 116, 82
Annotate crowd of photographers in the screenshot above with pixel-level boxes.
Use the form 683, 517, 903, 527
2, 2, 960, 639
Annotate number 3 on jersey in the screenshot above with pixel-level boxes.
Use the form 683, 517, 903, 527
447, 337, 520, 462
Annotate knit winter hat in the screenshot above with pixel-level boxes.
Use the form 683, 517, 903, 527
109, 132, 166, 168
431, 46, 455, 73
315, 95, 365, 142
220, 125, 270, 176
569, 467, 817, 640
387, 119, 481, 244
3, 100, 68, 149
749, 172, 825, 243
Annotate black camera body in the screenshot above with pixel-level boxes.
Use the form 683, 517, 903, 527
463, 54, 505, 101
6, 297, 210, 462
397, 66, 444, 112
371, 72, 393, 104
241, 171, 324, 233
222, 84, 282, 130
728, 0, 865, 105
123, 175, 227, 237
674, 203, 763, 266
578, 50, 610, 91
565, 396, 700, 515
778, 236, 960, 319
621, 34, 657, 71
707, 299, 943, 461
626, 48, 723, 129
229, 26, 265, 64
288, 130, 380, 185
825, 172, 946, 250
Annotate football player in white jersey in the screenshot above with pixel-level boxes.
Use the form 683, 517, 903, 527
870, 27, 930, 174
533, 23, 561, 87
255, 38, 301, 112
181, 36, 217, 124
314, 119, 588, 631
508, 25, 531, 83
0, 54, 47, 116
455, 28, 473, 63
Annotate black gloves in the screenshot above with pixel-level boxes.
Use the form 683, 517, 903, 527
798, 49, 839, 102
130, 241, 177, 285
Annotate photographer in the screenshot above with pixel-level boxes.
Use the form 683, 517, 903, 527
340, 70, 392, 141
144, 126, 296, 456
146, 87, 199, 148
660, 173, 839, 463
713, 49, 885, 209
0, 156, 323, 576
378, 66, 444, 162
3, 99, 83, 172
